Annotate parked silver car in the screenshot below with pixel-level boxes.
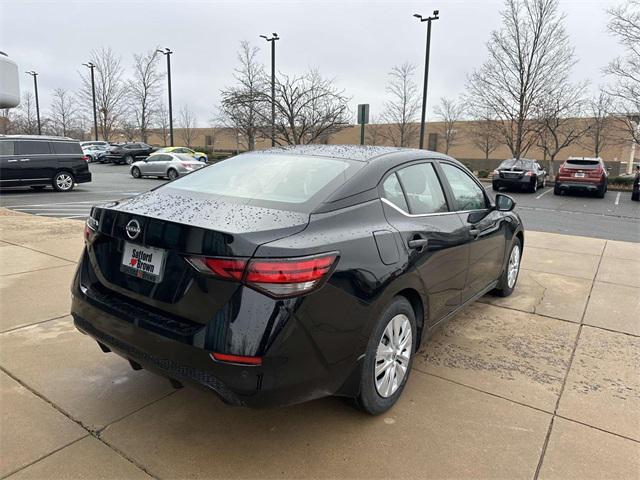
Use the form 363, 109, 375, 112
130, 152, 206, 180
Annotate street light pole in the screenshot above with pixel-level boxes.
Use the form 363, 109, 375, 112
414, 11, 439, 150
260, 33, 279, 147
157, 48, 174, 146
25, 71, 41, 135
83, 62, 99, 140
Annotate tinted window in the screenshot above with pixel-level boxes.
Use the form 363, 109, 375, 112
148, 154, 168, 162
169, 153, 360, 207
52, 142, 82, 154
382, 173, 409, 212
397, 163, 447, 214
440, 163, 487, 211
18, 141, 51, 155
566, 159, 600, 167
0, 141, 15, 155
498, 159, 534, 170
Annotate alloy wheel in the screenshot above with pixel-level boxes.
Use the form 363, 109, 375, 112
507, 244, 521, 288
55, 173, 73, 191
375, 314, 412, 398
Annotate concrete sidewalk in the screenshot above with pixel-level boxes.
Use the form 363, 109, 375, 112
1, 209, 638, 479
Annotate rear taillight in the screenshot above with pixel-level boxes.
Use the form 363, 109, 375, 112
84, 215, 99, 244
186, 253, 338, 298
558, 165, 568, 175
210, 352, 262, 366
524, 171, 533, 176
82, 155, 89, 162
492, 169, 499, 175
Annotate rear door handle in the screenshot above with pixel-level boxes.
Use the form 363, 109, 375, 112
408, 238, 429, 249
8, 159, 18, 163
19, 158, 30, 162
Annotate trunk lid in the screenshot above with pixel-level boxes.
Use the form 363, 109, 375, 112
86, 188, 310, 323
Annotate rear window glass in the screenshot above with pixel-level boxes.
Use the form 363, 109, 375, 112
566, 159, 600, 167
499, 159, 534, 169
168, 153, 360, 208
17, 141, 51, 155
0, 141, 15, 155
52, 142, 82, 154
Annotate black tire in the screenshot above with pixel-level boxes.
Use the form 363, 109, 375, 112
131, 167, 141, 179
542, 177, 547, 188
52, 171, 75, 192
493, 237, 522, 297
30, 185, 46, 191
530, 179, 538, 193
553, 184, 561, 195
596, 185, 606, 198
167, 169, 179, 180
356, 296, 417, 415
492, 182, 499, 192
125, 155, 134, 165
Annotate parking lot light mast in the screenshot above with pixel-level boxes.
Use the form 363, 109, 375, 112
25, 71, 41, 135
260, 33, 279, 147
83, 62, 99, 140
157, 48, 174, 146
414, 11, 439, 150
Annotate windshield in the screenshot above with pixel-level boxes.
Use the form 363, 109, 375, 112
168, 152, 361, 209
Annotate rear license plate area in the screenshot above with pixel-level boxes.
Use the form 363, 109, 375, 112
120, 242, 166, 283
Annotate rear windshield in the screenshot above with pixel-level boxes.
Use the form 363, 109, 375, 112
498, 159, 534, 169
168, 153, 361, 210
566, 159, 600, 167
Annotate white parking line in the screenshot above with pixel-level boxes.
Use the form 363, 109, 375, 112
535, 188, 552, 200
615, 192, 621, 205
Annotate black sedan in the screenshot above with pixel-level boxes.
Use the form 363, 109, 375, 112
72, 145, 524, 414
492, 158, 547, 193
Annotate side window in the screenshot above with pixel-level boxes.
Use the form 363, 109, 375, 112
0, 141, 15, 156
396, 163, 448, 214
52, 142, 82, 154
17, 141, 51, 155
382, 173, 409, 212
440, 163, 487, 211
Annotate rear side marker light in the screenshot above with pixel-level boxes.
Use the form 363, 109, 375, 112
210, 352, 262, 366
186, 253, 338, 298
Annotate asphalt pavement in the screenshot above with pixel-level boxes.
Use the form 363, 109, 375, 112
0, 163, 638, 242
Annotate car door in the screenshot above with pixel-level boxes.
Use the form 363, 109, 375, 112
145, 154, 169, 175
438, 161, 507, 303
0, 140, 21, 187
15, 140, 54, 184
380, 161, 470, 325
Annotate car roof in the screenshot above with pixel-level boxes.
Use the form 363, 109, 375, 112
260, 144, 447, 163
0, 134, 78, 142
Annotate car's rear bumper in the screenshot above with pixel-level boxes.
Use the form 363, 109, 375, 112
555, 180, 603, 191
76, 172, 92, 184
493, 176, 534, 187
70, 253, 363, 407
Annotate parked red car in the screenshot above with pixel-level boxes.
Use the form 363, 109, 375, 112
554, 157, 608, 198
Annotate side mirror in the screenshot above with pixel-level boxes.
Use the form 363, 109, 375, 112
495, 193, 516, 212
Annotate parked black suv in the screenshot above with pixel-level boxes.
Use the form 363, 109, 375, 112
0, 135, 91, 192
106, 143, 155, 165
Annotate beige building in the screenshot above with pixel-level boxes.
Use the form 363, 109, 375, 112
145, 118, 638, 176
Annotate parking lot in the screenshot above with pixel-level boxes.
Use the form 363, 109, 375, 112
0, 209, 638, 479
1, 163, 638, 241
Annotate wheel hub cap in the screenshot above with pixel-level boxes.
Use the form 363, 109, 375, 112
507, 245, 520, 288
375, 314, 412, 398
57, 174, 72, 190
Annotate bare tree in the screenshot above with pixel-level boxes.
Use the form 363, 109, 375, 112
606, 0, 640, 148
120, 117, 139, 142
129, 49, 163, 143
1, 108, 16, 134
155, 103, 170, 146
468, 114, 502, 161
380, 63, 420, 147
79, 48, 128, 141
582, 90, 616, 157
434, 97, 465, 154
535, 82, 588, 174
49, 88, 78, 137
271, 69, 350, 145
14, 92, 39, 134
219, 41, 268, 150
179, 105, 197, 147
365, 116, 384, 146
466, 0, 576, 159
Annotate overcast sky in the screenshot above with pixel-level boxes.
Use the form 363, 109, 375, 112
0, 0, 624, 125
